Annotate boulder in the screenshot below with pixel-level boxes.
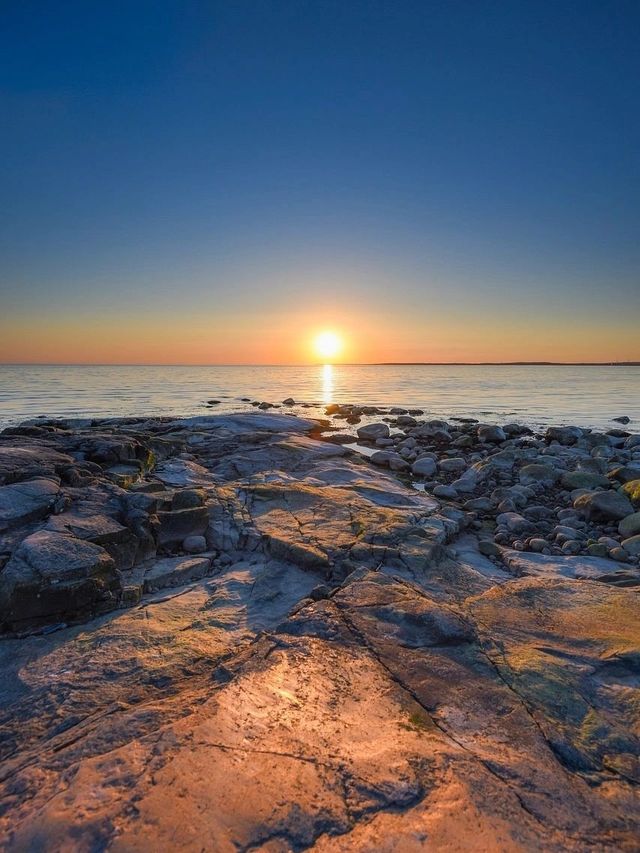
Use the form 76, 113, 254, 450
411, 457, 437, 477
183, 535, 207, 554
370, 451, 409, 471
608, 466, 640, 485
621, 535, 640, 556
439, 457, 466, 473
560, 471, 610, 491
574, 490, 634, 521
46, 510, 140, 570
477, 425, 506, 443
619, 512, 640, 539
0, 446, 73, 485
519, 464, 559, 486
433, 484, 458, 499
545, 426, 583, 445
0, 531, 119, 629
357, 423, 390, 441
621, 479, 640, 507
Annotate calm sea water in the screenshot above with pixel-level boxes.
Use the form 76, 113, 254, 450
0, 364, 638, 431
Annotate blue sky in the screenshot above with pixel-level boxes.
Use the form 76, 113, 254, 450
1, 0, 639, 362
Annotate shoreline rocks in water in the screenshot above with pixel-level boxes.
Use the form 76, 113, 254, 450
0, 409, 638, 850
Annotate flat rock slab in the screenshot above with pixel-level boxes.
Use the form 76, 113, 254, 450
0, 446, 72, 485
501, 548, 635, 580
155, 458, 217, 487
166, 412, 320, 433
1, 569, 637, 851
143, 555, 212, 592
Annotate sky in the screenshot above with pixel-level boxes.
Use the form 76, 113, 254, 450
1, 0, 639, 364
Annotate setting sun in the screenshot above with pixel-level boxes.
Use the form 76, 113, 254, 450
313, 330, 342, 362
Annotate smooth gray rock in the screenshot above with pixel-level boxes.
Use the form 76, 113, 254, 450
369, 450, 409, 471
574, 490, 634, 521
182, 535, 207, 554
439, 457, 466, 473
477, 424, 506, 443
501, 549, 625, 579
621, 534, 640, 556
143, 555, 212, 592
608, 465, 640, 484
546, 426, 583, 445
619, 512, 640, 539
519, 464, 559, 486
0, 478, 59, 532
411, 456, 437, 477
560, 471, 610, 490
357, 422, 390, 441
157, 506, 209, 547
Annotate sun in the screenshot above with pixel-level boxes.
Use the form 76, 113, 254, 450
314, 330, 342, 362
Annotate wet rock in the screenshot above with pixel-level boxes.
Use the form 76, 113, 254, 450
477, 424, 506, 443
357, 422, 390, 441
546, 426, 583, 445
396, 415, 417, 427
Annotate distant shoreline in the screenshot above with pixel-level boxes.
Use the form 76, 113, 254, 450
375, 361, 640, 367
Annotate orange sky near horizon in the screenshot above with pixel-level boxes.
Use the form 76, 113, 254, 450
1, 307, 637, 365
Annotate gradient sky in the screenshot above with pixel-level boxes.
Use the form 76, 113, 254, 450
1, 0, 639, 364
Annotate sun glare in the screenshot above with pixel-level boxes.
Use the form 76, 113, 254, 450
314, 330, 342, 362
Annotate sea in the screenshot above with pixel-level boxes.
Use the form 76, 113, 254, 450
0, 364, 638, 432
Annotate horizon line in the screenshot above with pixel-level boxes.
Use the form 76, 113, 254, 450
1, 361, 639, 368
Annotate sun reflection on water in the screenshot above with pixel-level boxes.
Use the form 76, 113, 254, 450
321, 363, 333, 405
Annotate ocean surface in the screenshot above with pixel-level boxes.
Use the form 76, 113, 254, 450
0, 364, 638, 432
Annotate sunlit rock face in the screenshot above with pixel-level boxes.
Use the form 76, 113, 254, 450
0, 412, 638, 851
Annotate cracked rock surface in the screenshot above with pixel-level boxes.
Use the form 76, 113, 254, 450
0, 413, 638, 851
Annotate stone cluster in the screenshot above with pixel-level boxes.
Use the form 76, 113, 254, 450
324, 408, 640, 573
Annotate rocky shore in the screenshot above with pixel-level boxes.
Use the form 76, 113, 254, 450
0, 408, 638, 850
